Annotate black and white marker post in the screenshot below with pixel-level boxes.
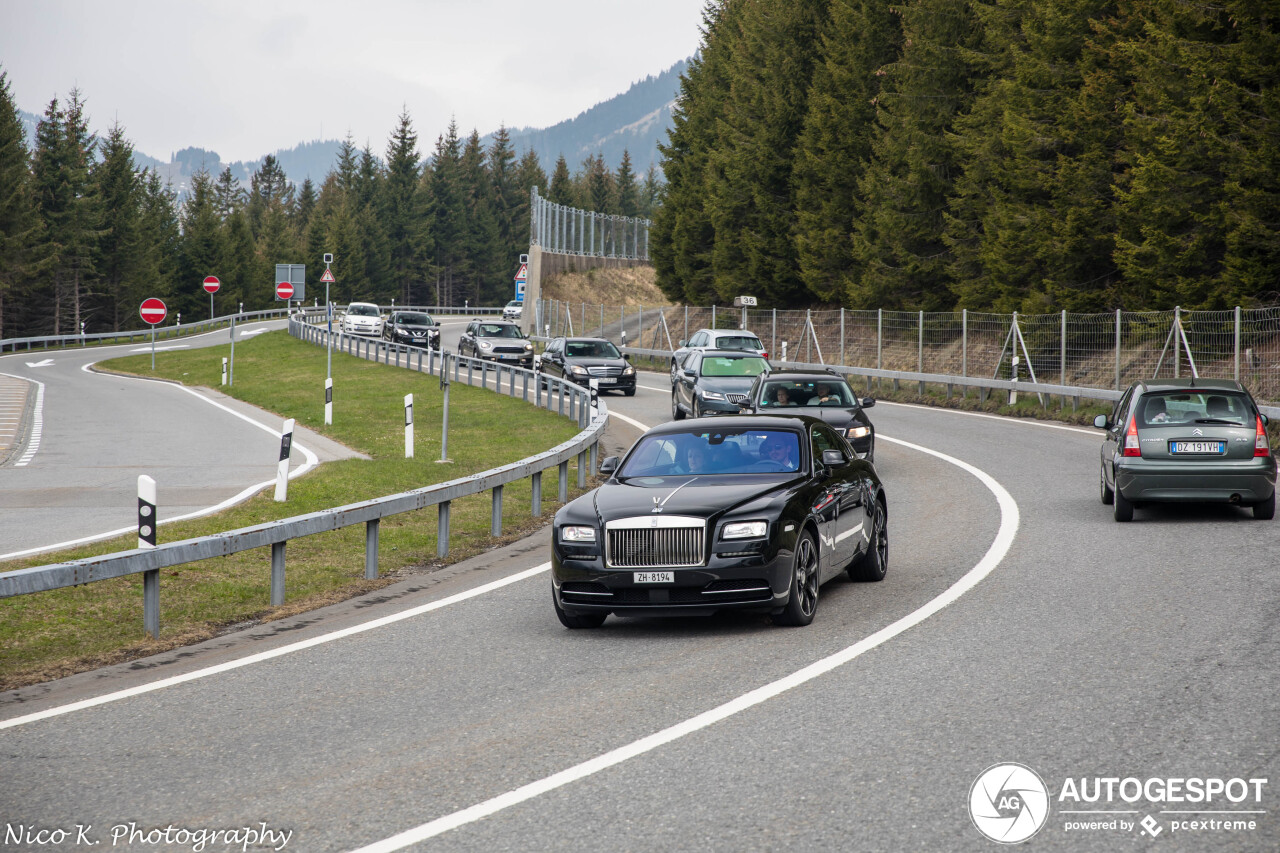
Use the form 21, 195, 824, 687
404, 394, 414, 458
221, 357, 228, 386
275, 419, 294, 502
589, 378, 600, 418
438, 353, 451, 463
325, 377, 333, 425
138, 475, 159, 637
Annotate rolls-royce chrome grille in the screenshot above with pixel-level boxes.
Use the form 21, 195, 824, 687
605, 516, 705, 569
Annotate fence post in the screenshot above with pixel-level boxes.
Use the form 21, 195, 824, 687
1234, 306, 1241, 380
578, 449, 587, 488
840, 308, 845, 366
559, 460, 569, 502
918, 311, 925, 396
1115, 309, 1122, 391
366, 520, 379, 579
772, 308, 776, 358
271, 541, 286, 606
1060, 310, 1067, 409
532, 471, 542, 517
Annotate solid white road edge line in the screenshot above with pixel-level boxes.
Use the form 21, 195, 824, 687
877, 399, 1099, 436
609, 411, 652, 433
347, 432, 1021, 853
0, 372, 44, 467
0, 563, 551, 731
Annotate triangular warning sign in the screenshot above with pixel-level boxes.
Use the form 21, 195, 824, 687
515, 263, 528, 281
320, 268, 335, 283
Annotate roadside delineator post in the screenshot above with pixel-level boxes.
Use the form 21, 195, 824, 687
404, 394, 414, 459
138, 475, 159, 637
325, 377, 333, 425
275, 419, 294, 502
221, 357, 228, 386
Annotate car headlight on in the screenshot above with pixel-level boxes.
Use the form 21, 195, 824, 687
478, 340, 494, 350
699, 388, 725, 400
722, 521, 767, 539
561, 525, 596, 543
570, 365, 589, 375
523, 342, 533, 351
622, 366, 635, 376
847, 425, 871, 439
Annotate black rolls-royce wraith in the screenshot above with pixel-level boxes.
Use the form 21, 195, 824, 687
552, 415, 888, 628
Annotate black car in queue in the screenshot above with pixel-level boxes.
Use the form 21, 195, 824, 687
671, 350, 771, 420
458, 319, 534, 368
551, 415, 889, 629
539, 336, 637, 396
740, 369, 877, 461
383, 310, 440, 350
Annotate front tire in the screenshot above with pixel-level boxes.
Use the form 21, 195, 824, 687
692, 397, 702, 419
849, 499, 887, 582
671, 391, 685, 420
775, 531, 819, 627
1113, 485, 1133, 522
554, 591, 607, 629
624, 387, 636, 397
1100, 463, 1114, 505
1254, 491, 1276, 520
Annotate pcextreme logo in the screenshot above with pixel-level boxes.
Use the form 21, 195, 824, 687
969, 764, 1270, 844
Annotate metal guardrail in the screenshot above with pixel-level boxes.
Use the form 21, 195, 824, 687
0, 314, 605, 638
586, 341, 1280, 420
0, 305, 504, 353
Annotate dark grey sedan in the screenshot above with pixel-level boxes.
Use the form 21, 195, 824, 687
1094, 378, 1276, 521
671, 350, 771, 419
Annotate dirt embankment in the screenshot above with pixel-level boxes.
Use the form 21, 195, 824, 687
542, 266, 669, 308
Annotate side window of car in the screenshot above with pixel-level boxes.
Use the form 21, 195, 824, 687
1112, 387, 1133, 426
691, 332, 705, 347
811, 426, 845, 464
686, 353, 701, 374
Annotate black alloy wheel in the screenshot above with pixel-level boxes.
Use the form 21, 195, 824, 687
775, 531, 819, 627
1100, 463, 1114, 505
553, 590, 607, 629
672, 390, 685, 420
849, 499, 888, 582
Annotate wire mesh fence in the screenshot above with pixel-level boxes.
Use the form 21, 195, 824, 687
533, 299, 1280, 405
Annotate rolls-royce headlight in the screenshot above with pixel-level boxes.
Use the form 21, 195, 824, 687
561, 525, 596, 543
722, 521, 767, 539
847, 425, 871, 439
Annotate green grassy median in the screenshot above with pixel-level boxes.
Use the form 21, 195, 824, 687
0, 331, 586, 690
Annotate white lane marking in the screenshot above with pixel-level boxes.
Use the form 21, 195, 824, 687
609, 411, 651, 433
349, 430, 1021, 852
130, 345, 190, 352
0, 373, 44, 467
0, 564, 551, 731
25, 359, 54, 368
876, 400, 1099, 436
637, 383, 672, 393
0, 367, 321, 561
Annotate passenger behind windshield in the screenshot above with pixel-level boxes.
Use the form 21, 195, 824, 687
477, 324, 523, 338
619, 429, 802, 477
566, 340, 621, 359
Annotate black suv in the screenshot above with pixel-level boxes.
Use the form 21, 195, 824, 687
459, 319, 534, 367
383, 310, 440, 350
539, 337, 636, 395
738, 369, 876, 461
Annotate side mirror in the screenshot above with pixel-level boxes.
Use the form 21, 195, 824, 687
683, 369, 697, 379
1093, 414, 1110, 430
623, 353, 631, 361
861, 397, 876, 408
678, 340, 687, 347
738, 402, 755, 413
821, 449, 845, 468
599, 456, 620, 476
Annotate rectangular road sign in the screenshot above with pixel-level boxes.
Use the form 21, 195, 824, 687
275, 264, 306, 301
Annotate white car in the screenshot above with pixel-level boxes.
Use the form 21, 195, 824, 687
503, 300, 524, 320
341, 302, 384, 337
670, 328, 769, 382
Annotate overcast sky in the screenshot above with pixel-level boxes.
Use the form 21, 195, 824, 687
1, 0, 705, 163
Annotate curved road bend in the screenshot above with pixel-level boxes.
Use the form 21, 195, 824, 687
0, 321, 359, 560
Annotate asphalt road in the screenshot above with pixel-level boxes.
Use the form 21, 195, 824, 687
0, 320, 361, 560
2, 330, 1276, 852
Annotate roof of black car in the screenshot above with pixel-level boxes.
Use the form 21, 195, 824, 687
762, 368, 847, 380
642, 414, 820, 436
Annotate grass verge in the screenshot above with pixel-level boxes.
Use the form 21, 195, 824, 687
0, 331, 588, 690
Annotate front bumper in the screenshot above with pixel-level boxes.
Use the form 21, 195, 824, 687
476, 351, 534, 367
552, 541, 791, 617
344, 325, 382, 337
565, 373, 636, 392
1115, 458, 1277, 505
388, 331, 438, 348
695, 396, 746, 415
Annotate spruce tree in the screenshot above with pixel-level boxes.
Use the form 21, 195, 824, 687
615, 150, 639, 217
382, 109, 423, 304
548, 155, 573, 205
0, 68, 37, 338
177, 169, 224, 320
93, 123, 142, 330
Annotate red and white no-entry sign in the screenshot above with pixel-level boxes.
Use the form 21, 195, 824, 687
202, 275, 221, 294
139, 298, 167, 325
276, 281, 295, 300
